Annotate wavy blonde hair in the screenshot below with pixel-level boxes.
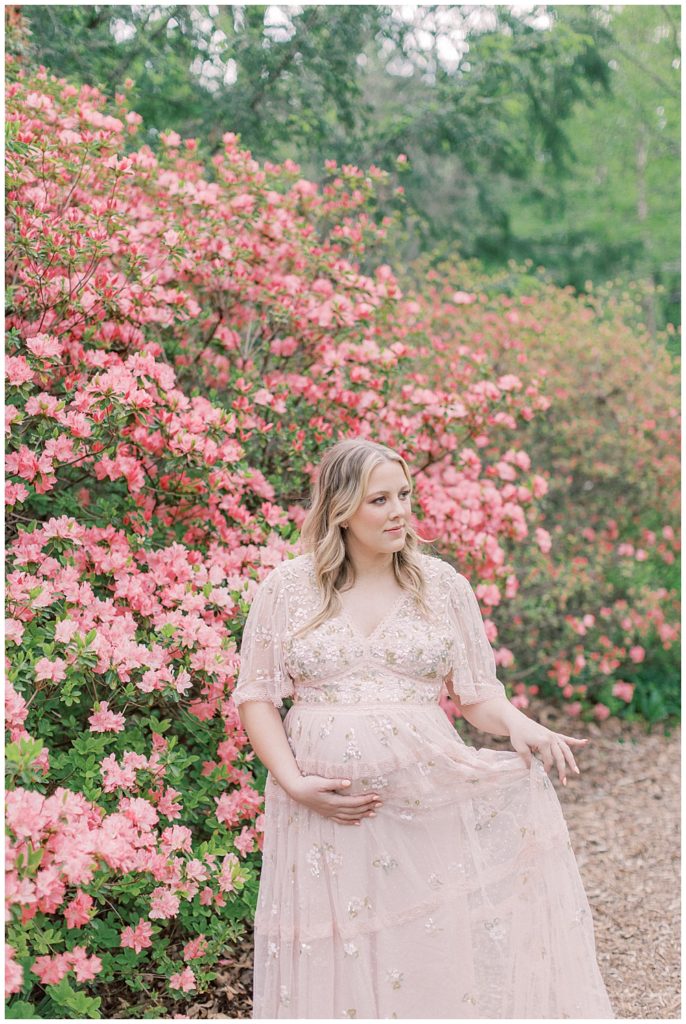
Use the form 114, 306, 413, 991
294, 438, 434, 637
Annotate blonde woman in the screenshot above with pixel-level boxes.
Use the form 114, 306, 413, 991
233, 438, 614, 1019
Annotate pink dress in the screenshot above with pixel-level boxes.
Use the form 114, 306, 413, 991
232, 552, 614, 1019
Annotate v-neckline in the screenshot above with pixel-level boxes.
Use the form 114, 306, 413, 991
339, 590, 408, 643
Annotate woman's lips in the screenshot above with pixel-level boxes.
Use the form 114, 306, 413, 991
385, 525, 404, 533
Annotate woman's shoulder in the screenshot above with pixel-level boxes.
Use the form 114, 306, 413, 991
260, 551, 314, 586
418, 550, 456, 580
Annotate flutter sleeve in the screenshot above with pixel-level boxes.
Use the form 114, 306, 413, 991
444, 565, 508, 706
232, 566, 294, 709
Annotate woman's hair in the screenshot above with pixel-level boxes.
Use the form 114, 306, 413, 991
294, 438, 433, 637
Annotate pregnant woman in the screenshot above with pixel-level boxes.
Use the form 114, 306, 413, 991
233, 437, 614, 1019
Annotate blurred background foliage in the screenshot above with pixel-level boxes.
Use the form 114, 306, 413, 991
12, 3, 680, 338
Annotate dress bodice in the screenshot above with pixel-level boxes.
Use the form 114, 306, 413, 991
232, 552, 508, 710
281, 556, 453, 705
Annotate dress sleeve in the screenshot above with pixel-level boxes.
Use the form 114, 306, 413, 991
232, 566, 294, 709
445, 566, 508, 706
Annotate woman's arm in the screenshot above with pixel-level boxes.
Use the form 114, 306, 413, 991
237, 699, 383, 824
453, 689, 588, 785
443, 567, 588, 784
456, 693, 523, 737
237, 699, 305, 796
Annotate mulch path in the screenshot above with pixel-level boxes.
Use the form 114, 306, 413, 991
526, 704, 681, 1021
164, 703, 682, 1019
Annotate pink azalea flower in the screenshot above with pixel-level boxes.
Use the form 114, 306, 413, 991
121, 919, 153, 954
593, 703, 611, 721
6, 354, 36, 385
88, 700, 126, 733
54, 618, 79, 643
234, 826, 256, 857
217, 852, 246, 894
5, 944, 23, 994
34, 656, 67, 683
67, 946, 103, 983
31, 952, 72, 985
5, 678, 28, 727
185, 858, 209, 883
169, 965, 196, 992
160, 825, 193, 854
35, 864, 67, 912
119, 796, 158, 830
149, 886, 180, 920
510, 693, 529, 710
26, 333, 63, 359
123, 752, 149, 771
6, 788, 48, 840
612, 681, 635, 703
64, 890, 94, 929
5, 482, 29, 506
156, 786, 183, 819
183, 935, 208, 961
100, 753, 138, 793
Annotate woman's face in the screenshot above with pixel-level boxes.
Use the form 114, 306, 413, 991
343, 459, 412, 555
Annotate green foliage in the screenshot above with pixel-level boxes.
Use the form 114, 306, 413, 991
507, 4, 680, 332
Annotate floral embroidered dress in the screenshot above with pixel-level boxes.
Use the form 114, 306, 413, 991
232, 552, 614, 1020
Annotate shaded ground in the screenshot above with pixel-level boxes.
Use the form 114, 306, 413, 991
151, 703, 682, 1019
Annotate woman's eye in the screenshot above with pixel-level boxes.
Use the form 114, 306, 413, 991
373, 492, 411, 504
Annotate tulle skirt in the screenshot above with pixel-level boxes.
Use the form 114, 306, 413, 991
251, 701, 615, 1019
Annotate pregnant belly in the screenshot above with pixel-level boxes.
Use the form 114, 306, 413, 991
281, 702, 528, 812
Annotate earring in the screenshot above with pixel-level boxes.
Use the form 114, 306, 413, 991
341, 523, 348, 530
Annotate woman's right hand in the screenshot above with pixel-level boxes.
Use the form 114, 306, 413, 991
287, 775, 382, 825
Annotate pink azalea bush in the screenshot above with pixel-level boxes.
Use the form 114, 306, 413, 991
402, 258, 680, 723
5, 54, 679, 1017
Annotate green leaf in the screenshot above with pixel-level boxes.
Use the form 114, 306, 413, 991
5, 737, 45, 773
5, 1001, 39, 1019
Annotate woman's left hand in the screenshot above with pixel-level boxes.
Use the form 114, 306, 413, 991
508, 718, 589, 786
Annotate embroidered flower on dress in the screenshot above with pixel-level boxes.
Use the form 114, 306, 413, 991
347, 896, 372, 918
318, 715, 335, 738
425, 916, 444, 933
306, 844, 322, 878
372, 853, 399, 873
386, 968, 403, 989
323, 843, 343, 874
343, 728, 363, 760
484, 917, 506, 942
